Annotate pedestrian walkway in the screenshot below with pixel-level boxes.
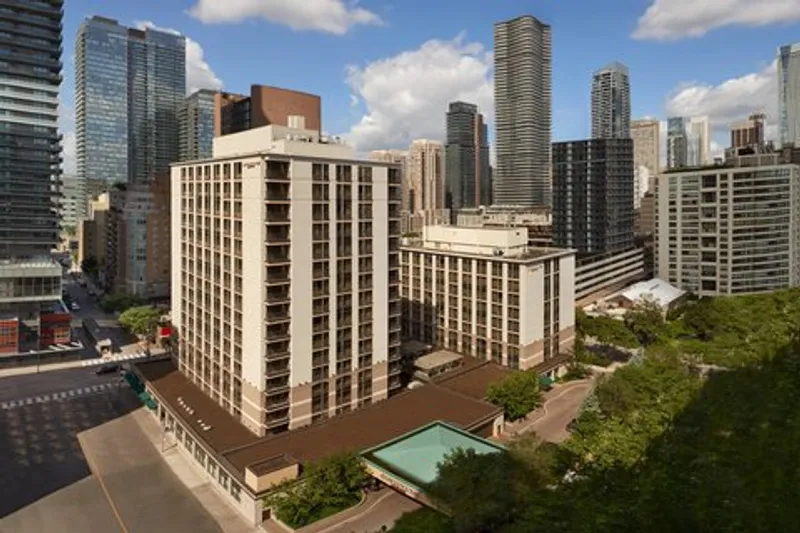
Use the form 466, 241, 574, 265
0, 382, 118, 410
80, 352, 150, 367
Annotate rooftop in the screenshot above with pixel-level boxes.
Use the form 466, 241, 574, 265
619, 278, 686, 308
361, 421, 505, 491
135, 359, 502, 482
433, 357, 511, 401
414, 350, 463, 371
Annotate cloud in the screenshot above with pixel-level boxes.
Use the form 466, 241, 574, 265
343, 33, 493, 152
58, 99, 76, 175
135, 20, 223, 94
633, 0, 800, 40
187, 0, 382, 35
664, 60, 777, 138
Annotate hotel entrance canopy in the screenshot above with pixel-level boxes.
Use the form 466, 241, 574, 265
361, 421, 505, 506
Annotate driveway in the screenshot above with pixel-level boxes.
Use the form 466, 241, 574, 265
263, 488, 420, 533
505, 380, 594, 443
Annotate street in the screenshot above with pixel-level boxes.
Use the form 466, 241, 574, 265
503, 380, 595, 443
63, 276, 139, 357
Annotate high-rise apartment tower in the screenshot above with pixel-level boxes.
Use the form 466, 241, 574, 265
445, 102, 491, 213
179, 89, 216, 161
76, 16, 185, 197
493, 15, 552, 208
778, 43, 800, 147
591, 62, 631, 139
552, 139, 635, 255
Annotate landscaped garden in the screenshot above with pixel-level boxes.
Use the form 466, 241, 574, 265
265, 452, 368, 529
389, 288, 800, 532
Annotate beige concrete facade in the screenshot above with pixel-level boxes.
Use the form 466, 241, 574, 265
172, 125, 402, 436
104, 173, 171, 298
77, 193, 110, 270
631, 119, 660, 193
401, 226, 576, 372
407, 139, 445, 225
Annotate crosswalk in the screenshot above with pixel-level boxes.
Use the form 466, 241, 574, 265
80, 352, 149, 367
0, 382, 118, 411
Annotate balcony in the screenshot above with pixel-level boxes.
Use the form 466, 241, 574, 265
266, 377, 290, 395
266, 362, 291, 378
265, 342, 290, 361
266, 245, 290, 264
265, 183, 290, 203
265, 207, 290, 224
266, 227, 290, 245
266, 286, 290, 304
265, 394, 290, 412
266, 324, 290, 343
266, 161, 290, 181
265, 308, 290, 325
266, 266, 290, 285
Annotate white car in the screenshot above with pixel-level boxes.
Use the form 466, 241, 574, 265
70, 302, 80, 311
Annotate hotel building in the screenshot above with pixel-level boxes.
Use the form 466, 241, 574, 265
171, 124, 402, 435
401, 226, 575, 373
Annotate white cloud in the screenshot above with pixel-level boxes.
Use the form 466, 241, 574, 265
187, 0, 382, 35
633, 0, 800, 40
343, 33, 493, 152
135, 20, 223, 94
58, 99, 76, 175
664, 60, 777, 138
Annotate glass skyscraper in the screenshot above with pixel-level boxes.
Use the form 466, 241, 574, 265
591, 61, 631, 139
76, 16, 185, 200
0, 0, 63, 258
178, 89, 216, 161
444, 101, 491, 213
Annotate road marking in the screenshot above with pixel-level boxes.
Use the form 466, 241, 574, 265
1, 382, 119, 411
82, 439, 130, 533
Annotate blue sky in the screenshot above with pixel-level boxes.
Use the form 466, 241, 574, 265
60, 0, 800, 171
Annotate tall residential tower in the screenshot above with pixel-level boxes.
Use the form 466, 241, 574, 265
0, 0, 68, 355
778, 43, 800, 147
445, 101, 491, 213
76, 16, 186, 197
179, 89, 216, 161
591, 62, 631, 139
493, 15, 552, 208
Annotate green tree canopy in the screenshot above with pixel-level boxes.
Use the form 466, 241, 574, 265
267, 452, 367, 529
100, 292, 143, 313
486, 371, 543, 421
623, 297, 668, 346
80, 256, 98, 277
118, 306, 161, 339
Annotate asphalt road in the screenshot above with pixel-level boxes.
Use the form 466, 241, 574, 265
0, 365, 123, 404
0, 385, 140, 519
63, 277, 138, 355
526, 381, 594, 443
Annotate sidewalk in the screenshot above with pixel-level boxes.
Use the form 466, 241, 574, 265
131, 408, 263, 533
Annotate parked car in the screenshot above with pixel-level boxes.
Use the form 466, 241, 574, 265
70, 302, 80, 311
95, 363, 120, 376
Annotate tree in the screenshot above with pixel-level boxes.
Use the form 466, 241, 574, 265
392, 508, 452, 533
427, 448, 523, 533
100, 292, 143, 313
486, 371, 543, 421
267, 452, 367, 529
62, 225, 76, 237
118, 306, 161, 340
623, 297, 668, 346
81, 256, 98, 277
